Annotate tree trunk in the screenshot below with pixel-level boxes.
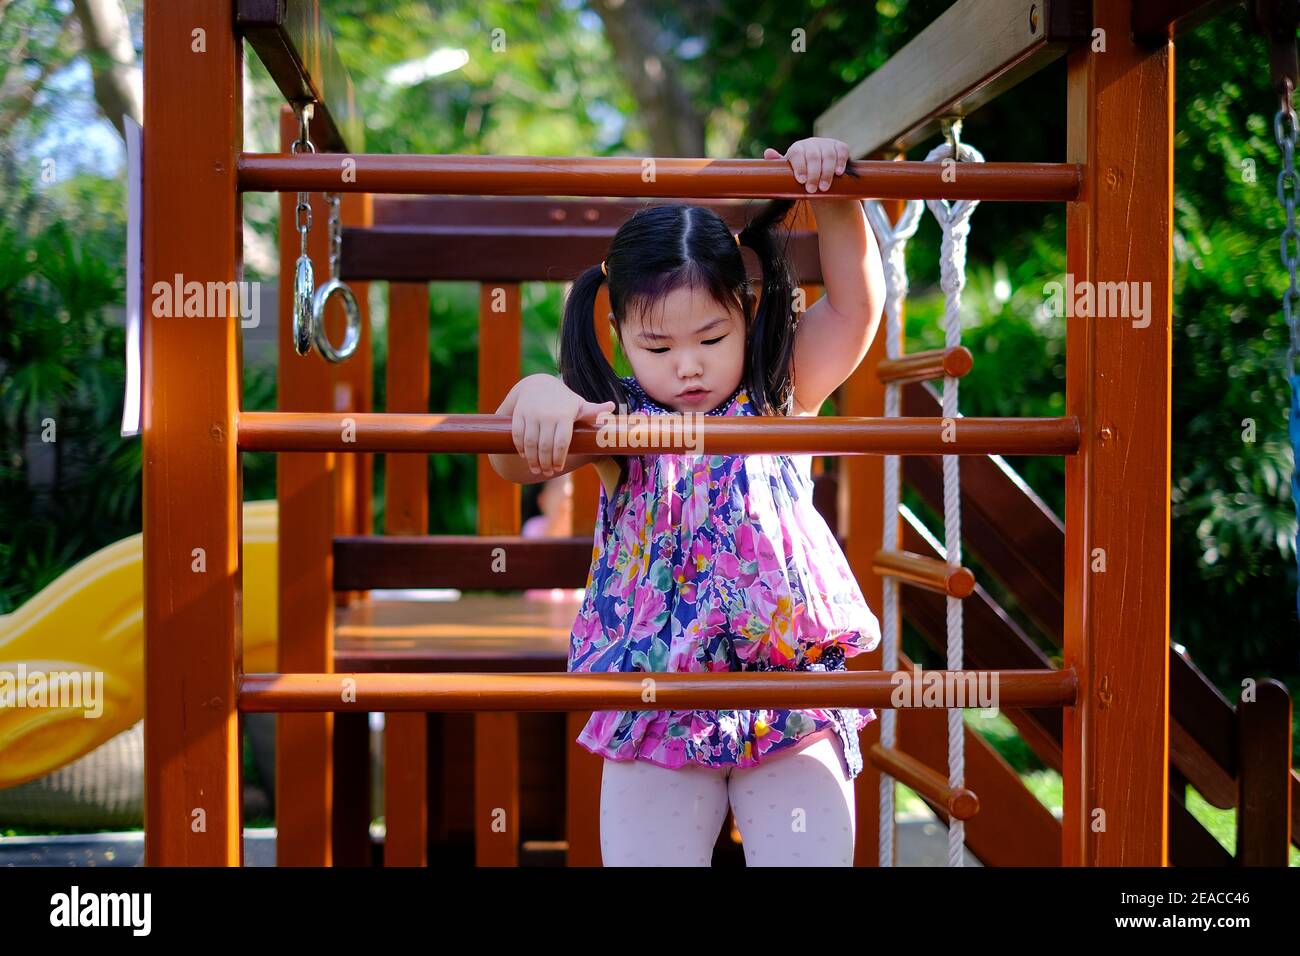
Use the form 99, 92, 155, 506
70, 0, 142, 139
590, 0, 706, 157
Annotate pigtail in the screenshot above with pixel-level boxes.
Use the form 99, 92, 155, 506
738, 199, 800, 415
558, 265, 628, 410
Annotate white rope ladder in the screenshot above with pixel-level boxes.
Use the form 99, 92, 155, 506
865, 137, 984, 868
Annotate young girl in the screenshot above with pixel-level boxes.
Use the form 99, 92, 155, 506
489, 137, 885, 866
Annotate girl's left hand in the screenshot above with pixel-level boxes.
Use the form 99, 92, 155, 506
763, 137, 851, 193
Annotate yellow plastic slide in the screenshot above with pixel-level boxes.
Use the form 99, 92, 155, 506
0, 500, 278, 788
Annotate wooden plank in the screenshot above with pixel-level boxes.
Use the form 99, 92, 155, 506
371, 195, 768, 229
1235, 679, 1293, 865
341, 225, 824, 282
275, 107, 336, 866
345, 196, 823, 283
477, 284, 522, 537
334, 535, 594, 590
815, 0, 1090, 157
474, 710, 520, 866
1062, 0, 1172, 865
332, 711, 372, 865
475, 280, 523, 866
382, 281, 431, 866
384, 712, 428, 866
142, 0, 243, 866
236, 0, 362, 152
384, 284, 430, 535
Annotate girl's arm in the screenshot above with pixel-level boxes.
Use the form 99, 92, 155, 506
488, 374, 613, 486
764, 138, 886, 414
791, 198, 885, 413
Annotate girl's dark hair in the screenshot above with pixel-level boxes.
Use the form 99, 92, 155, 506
558, 198, 806, 420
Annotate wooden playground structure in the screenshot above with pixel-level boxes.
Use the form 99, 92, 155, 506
141, 0, 1295, 866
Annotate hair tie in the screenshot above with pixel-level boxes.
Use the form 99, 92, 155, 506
600, 260, 607, 277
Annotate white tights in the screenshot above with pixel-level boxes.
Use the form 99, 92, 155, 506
598, 730, 856, 866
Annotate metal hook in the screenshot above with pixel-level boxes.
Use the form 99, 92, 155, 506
941, 116, 964, 162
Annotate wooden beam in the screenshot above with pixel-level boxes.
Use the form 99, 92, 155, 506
815, 0, 1091, 157
334, 535, 594, 590
341, 225, 825, 283
237, 0, 363, 152
142, 0, 243, 867
343, 196, 825, 282
1062, 0, 1172, 866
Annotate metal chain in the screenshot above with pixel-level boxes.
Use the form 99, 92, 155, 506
326, 192, 342, 280
291, 103, 316, 260
1274, 80, 1300, 377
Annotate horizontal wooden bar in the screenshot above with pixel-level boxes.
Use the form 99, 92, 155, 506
334, 535, 592, 590
868, 742, 980, 821
872, 549, 976, 598
237, 154, 1082, 202
815, 0, 1090, 156
239, 668, 1080, 713
877, 346, 973, 384
236, 0, 363, 152
237, 412, 1081, 456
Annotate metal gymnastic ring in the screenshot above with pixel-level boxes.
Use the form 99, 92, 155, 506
291, 255, 315, 356
310, 276, 361, 363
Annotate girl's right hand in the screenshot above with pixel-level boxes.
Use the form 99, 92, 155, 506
511, 375, 616, 477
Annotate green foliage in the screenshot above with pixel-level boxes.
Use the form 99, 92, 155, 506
0, 179, 136, 613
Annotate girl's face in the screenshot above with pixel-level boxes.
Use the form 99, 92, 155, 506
620, 284, 746, 413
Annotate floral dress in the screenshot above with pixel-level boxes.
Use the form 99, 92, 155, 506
568, 375, 882, 779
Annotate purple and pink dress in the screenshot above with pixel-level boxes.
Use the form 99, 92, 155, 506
568, 375, 881, 778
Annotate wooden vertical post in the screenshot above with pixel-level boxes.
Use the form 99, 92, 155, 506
142, 0, 244, 867
1235, 680, 1293, 865
1062, 0, 1172, 865
335, 193, 374, 607
384, 282, 432, 866
275, 107, 336, 866
475, 281, 523, 865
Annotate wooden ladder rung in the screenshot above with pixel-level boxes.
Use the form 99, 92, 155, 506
869, 742, 980, 821
872, 549, 975, 597
877, 346, 973, 385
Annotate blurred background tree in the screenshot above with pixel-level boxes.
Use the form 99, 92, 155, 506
0, 0, 1295, 716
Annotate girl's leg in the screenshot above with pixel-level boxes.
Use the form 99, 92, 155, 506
599, 757, 730, 866
727, 731, 856, 866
